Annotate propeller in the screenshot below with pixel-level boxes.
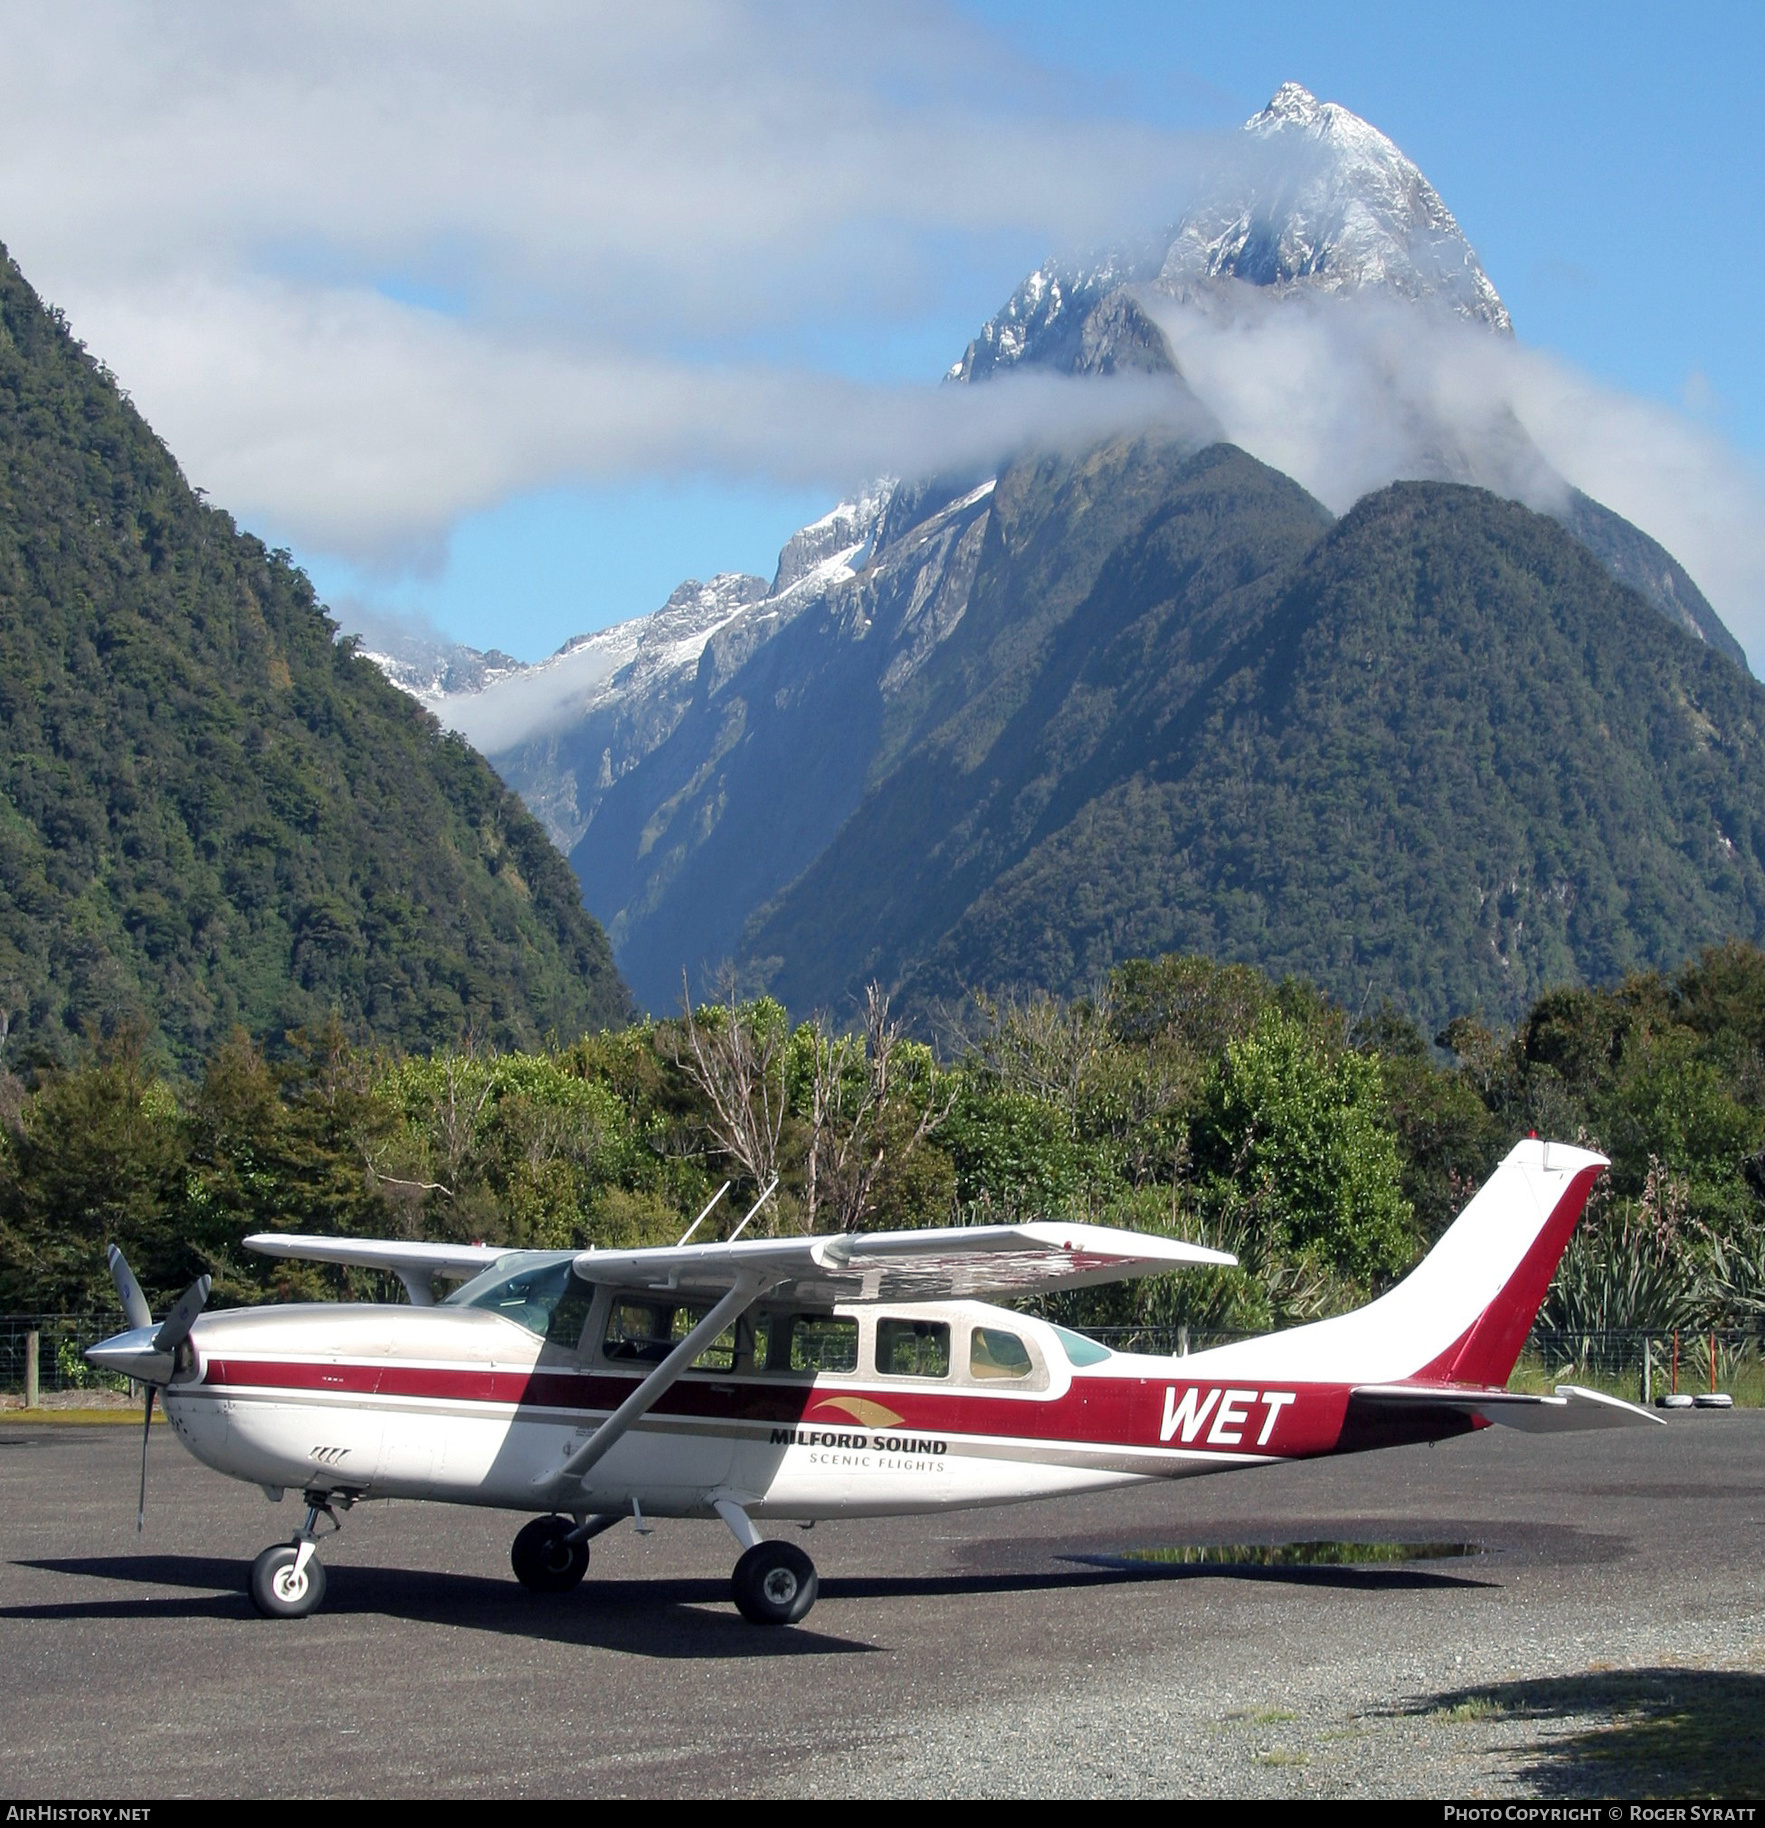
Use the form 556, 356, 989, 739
91, 1248, 211, 1531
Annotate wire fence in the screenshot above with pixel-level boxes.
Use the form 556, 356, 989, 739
6, 1312, 1763, 1403
0, 1315, 134, 1396
1060, 1323, 1765, 1404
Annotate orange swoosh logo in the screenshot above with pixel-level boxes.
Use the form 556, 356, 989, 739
811, 1395, 904, 1428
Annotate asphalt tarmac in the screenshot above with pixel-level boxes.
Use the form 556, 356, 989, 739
2, 1411, 1762, 1799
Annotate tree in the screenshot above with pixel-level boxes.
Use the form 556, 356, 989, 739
797, 985, 952, 1234
0, 1023, 190, 1310
1197, 1009, 1413, 1284
671, 972, 788, 1225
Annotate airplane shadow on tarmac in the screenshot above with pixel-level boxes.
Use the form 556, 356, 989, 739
8, 1550, 1491, 1660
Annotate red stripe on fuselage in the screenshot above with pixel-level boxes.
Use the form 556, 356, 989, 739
196, 1357, 1462, 1461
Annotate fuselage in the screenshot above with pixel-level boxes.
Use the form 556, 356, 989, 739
153, 1271, 1470, 1521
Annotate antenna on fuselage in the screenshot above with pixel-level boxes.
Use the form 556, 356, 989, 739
676, 1182, 731, 1247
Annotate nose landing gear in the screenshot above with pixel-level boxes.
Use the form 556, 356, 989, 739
249, 1490, 352, 1619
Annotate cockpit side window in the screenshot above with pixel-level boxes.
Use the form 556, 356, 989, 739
442, 1255, 591, 1342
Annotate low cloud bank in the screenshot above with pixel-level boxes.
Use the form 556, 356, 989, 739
1144, 287, 1765, 667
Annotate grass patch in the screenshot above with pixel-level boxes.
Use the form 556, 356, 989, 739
1438, 1695, 1506, 1722
0, 1406, 159, 1426
1509, 1341, 1765, 1407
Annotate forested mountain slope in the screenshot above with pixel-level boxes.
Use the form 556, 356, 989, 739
0, 244, 631, 1066
577, 436, 1331, 1009
810, 482, 1765, 1032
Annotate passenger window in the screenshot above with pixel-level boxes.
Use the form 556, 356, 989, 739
969, 1326, 1033, 1380
605, 1299, 672, 1364
877, 1319, 950, 1379
773, 1314, 858, 1374
602, 1298, 734, 1370
671, 1304, 735, 1373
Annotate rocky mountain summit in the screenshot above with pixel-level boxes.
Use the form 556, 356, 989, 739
951, 82, 1510, 388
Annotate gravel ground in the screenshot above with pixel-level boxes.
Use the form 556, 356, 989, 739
2, 1411, 1761, 1799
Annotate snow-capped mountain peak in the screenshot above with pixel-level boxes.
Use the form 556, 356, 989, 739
1162, 82, 1511, 331
952, 82, 1510, 384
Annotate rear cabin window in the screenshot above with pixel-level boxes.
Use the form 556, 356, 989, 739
1051, 1324, 1113, 1367
969, 1326, 1034, 1380
603, 1298, 736, 1372
876, 1318, 951, 1379
761, 1313, 859, 1374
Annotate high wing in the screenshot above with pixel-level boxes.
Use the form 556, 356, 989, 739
1350, 1381, 1662, 1432
242, 1222, 1233, 1309
573, 1221, 1235, 1306
243, 1234, 512, 1305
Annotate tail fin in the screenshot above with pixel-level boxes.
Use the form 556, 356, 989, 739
1186, 1138, 1606, 1386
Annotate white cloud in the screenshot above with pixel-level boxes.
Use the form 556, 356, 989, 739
69, 270, 1207, 558
0, 2, 1219, 558
3, 6, 1760, 671
1142, 287, 1765, 667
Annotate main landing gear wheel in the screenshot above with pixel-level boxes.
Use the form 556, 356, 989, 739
732, 1539, 818, 1626
249, 1543, 327, 1618
511, 1514, 590, 1593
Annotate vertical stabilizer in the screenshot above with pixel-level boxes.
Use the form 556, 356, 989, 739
1179, 1139, 1606, 1386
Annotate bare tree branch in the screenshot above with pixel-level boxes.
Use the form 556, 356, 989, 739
672, 967, 786, 1222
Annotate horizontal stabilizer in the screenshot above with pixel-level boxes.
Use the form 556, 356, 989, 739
1350, 1381, 1662, 1432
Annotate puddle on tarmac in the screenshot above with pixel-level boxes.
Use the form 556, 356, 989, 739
1101, 1540, 1485, 1567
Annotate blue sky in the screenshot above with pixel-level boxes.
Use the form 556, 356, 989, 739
3, 3, 1760, 663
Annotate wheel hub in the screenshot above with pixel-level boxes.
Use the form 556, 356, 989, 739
761, 1567, 799, 1605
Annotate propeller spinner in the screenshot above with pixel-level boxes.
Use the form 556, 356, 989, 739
87, 1248, 211, 1530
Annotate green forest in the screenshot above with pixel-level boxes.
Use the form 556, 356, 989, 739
0, 243, 630, 1068
5, 944, 1763, 1352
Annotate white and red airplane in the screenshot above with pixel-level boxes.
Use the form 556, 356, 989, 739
88, 1137, 1656, 1626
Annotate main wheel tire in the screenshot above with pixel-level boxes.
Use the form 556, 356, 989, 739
511, 1514, 590, 1593
249, 1543, 327, 1618
732, 1540, 818, 1626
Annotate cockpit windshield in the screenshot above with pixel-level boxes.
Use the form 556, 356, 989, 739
441, 1252, 594, 1345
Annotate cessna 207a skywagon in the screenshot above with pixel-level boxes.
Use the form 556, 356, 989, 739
89, 1137, 1657, 1627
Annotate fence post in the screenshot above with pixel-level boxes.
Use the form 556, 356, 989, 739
1178, 1325, 1189, 1358
24, 1329, 39, 1408
1641, 1336, 1651, 1407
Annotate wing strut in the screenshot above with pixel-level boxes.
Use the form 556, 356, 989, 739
534, 1272, 777, 1497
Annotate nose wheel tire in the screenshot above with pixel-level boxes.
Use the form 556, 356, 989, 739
511, 1514, 591, 1593
732, 1539, 818, 1626
249, 1543, 327, 1618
